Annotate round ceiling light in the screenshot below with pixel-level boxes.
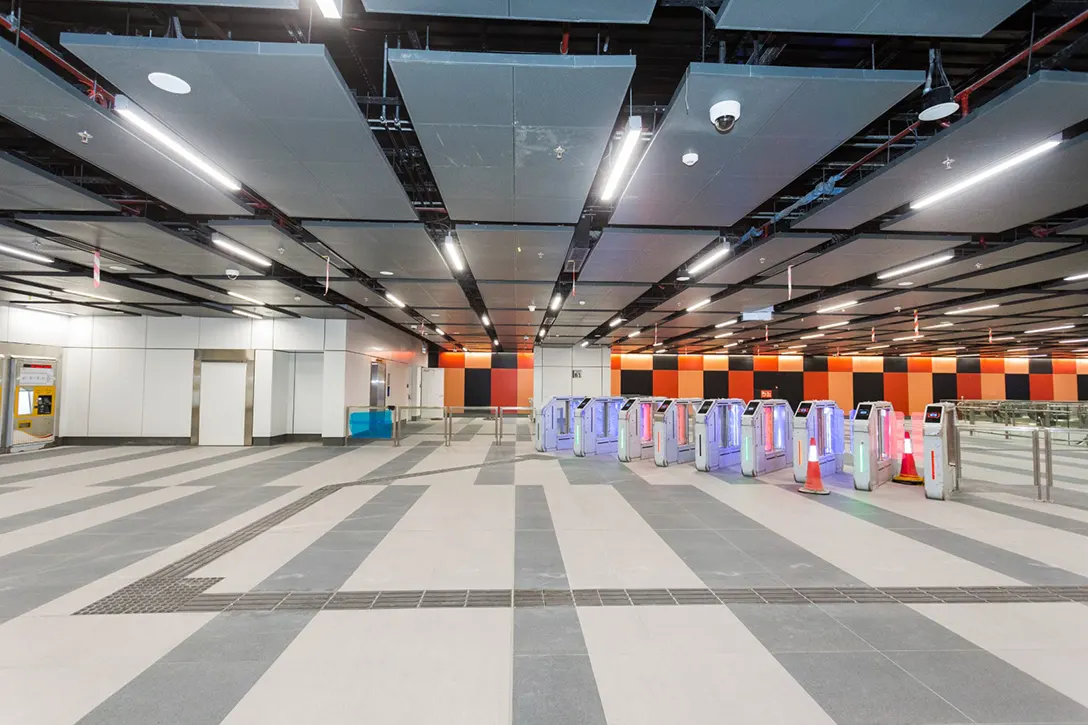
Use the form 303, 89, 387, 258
147, 72, 191, 95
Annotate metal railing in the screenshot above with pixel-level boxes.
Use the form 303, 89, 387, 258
346, 405, 540, 447
957, 423, 1064, 502
949, 400, 1088, 430
389, 406, 448, 447
497, 406, 534, 445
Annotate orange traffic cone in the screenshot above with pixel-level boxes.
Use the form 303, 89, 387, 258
894, 431, 924, 484
798, 437, 829, 495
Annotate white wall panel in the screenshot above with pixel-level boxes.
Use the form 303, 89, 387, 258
198, 318, 251, 349
274, 318, 324, 351
91, 316, 147, 348
321, 350, 347, 438
0, 306, 9, 342
146, 316, 199, 349
345, 352, 370, 409
387, 360, 411, 409
251, 319, 274, 350
66, 316, 93, 348
292, 352, 324, 434
7, 307, 69, 347
252, 349, 274, 438
58, 347, 91, 437
198, 362, 246, 446
272, 350, 294, 437
572, 346, 606, 368
141, 349, 193, 438
325, 319, 347, 351
87, 348, 146, 437
542, 347, 572, 367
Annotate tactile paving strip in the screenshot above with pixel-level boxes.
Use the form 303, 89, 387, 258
78, 586, 1088, 615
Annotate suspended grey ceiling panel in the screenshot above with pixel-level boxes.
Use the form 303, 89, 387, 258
702, 286, 794, 313
327, 280, 391, 308
2, 274, 186, 305
560, 310, 616, 327
0, 39, 249, 217
61, 35, 416, 222
0, 221, 151, 271
388, 50, 635, 223
415, 308, 479, 325
788, 290, 885, 314
1057, 218, 1088, 236
761, 234, 968, 289
883, 135, 1088, 234
201, 278, 323, 306
559, 283, 644, 313
699, 233, 832, 286
850, 290, 967, 316
85, 0, 297, 6
209, 220, 337, 280
653, 287, 725, 313
797, 72, 1088, 232
18, 215, 260, 276
579, 229, 719, 283
0, 152, 118, 213
383, 280, 467, 308
302, 222, 449, 280
139, 276, 234, 305
989, 295, 1088, 316
456, 225, 573, 281
612, 63, 921, 227
936, 248, 1088, 290
485, 309, 543, 325
478, 282, 555, 311
874, 240, 1076, 289
363, 0, 654, 23
715, 0, 1029, 37
144, 304, 237, 318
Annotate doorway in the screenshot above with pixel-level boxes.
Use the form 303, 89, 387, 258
191, 350, 254, 446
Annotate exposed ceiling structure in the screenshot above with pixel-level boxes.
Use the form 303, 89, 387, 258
0, 0, 1087, 358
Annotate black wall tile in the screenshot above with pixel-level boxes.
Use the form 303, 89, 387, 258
620, 370, 653, 396
729, 355, 754, 371
754, 372, 804, 410
1006, 374, 1030, 400
1029, 358, 1052, 374
1079, 375, 1088, 401
884, 357, 908, 373
653, 354, 678, 371
703, 370, 730, 399
853, 372, 884, 404
955, 357, 981, 373
932, 372, 958, 402
464, 368, 492, 407
804, 356, 829, 372
491, 353, 518, 369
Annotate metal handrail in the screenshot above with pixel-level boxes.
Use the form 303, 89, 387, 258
497, 406, 533, 445
956, 423, 1061, 502
444, 406, 501, 445
390, 406, 448, 447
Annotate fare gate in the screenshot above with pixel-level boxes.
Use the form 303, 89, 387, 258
653, 398, 702, 467
535, 396, 582, 452
792, 400, 845, 484
695, 398, 744, 472
573, 396, 625, 457
618, 397, 663, 462
741, 399, 794, 477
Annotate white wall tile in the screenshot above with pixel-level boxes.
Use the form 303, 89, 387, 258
274, 318, 325, 351
58, 347, 91, 437
324, 319, 347, 351
141, 349, 193, 438
572, 346, 604, 368
542, 347, 572, 367
91, 316, 147, 349
66, 316, 94, 347
198, 318, 251, 349
6, 307, 69, 347
145, 317, 199, 349
321, 350, 347, 438
0, 306, 9, 342
292, 352, 324, 434
251, 319, 274, 350
87, 348, 146, 437
252, 349, 274, 439
272, 351, 294, 437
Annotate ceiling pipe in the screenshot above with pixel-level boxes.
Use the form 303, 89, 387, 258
0, 12, 113, 104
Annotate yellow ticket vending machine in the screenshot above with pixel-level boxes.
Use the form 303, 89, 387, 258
3, 356, 57, 452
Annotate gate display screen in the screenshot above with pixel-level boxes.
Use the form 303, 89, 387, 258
621, 399, 636, 411
795, 402, 812, 418
744, 401, 760, 415
657, 400, 673, 413
698, 401, 714, 415
854, 403, 872, 421
925, 406, 943, 422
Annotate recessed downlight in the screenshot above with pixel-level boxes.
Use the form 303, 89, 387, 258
147, 72, 191, 95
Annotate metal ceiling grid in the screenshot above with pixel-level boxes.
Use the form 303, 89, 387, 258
139, 276, 234, 306
700, 286, 798, 313
935, 248, 1088, 289
1058, 219, 1088, 236
456, 225, 574, 281
209, 221, 337, 280
302, 222, 450, 280
883, 135, 1088, 234
362, 0, 655, 23
773, 314, 855, 329
61, 35, 417, 222
191, 277, 323, 306
697, 233, 832, 286
929, 291, 1050, 313
797, 72, 1088, 231
0, 221, 150, 270
715, 0, 1029, 37
0, 152, 118, 213
388, 49, 635, 223
0, 255, 58, 275
82, 0, 298, 6
611, 63, 921, 227
652, 286, 724, 313
18, 215, 261, 276
383, 280, 468, 308
0, 39, 249, 217
144, 304, 236, 318
325, 280, 389, 308
849, 290, 969, 315
761, 234, 969, 289
788, 290, 885, 314
579, 229, 721, 283
873, 240, 1076, 289
4, 274, 185, 305
628, 310, 672, 327
976, 295, 1088, 316
477, 281, 555, 311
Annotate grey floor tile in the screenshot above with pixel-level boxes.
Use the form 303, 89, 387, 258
959, 495, 1088, 536
513, 654, 607, 725
515, 530, 569, 589
818, 603, 981, 652
729, 604, 875, 653
0, 487, 150, 535
94, 448, 266, 487
475, 443, 517, 485
0, 446, 185, 486
654, 529, 785, 588
886, 649, 1088, 724
514, 608, 588, 656
775, 652, 971, 724
357, 441, 442, 480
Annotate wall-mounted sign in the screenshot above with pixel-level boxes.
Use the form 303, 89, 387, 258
571, 369, 582, 379
759, 389, 774, 399
742, 306, 774, 322
19, 365, 54, 387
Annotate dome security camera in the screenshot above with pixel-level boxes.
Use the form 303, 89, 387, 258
225, 268, 240, 281
710, 100, 741, 134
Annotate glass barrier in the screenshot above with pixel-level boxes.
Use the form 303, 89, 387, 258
347, 407, 394, 440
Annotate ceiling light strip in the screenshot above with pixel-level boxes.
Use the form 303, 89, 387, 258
600, 116, 643, 202
910, 139, 1061, 210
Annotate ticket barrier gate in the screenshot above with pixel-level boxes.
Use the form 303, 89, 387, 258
922, 403, 959, 500
653, 398, 701, 467
695, 398, 744, 472
792, 400, 845, 484
741, 399, 794, 477
573, 396, 625, 457
852, 401, 901, 491
535, 396, 582, 452
618, 397, 663, 462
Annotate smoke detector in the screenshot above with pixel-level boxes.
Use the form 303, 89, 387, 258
682, 152, 699, 167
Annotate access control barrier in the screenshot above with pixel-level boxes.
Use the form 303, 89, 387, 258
346, 406, 395, 440
389, 406, 449, 447
950, 400, 1088, 431
952, 422, 1070, 502
497, 406, 534, 445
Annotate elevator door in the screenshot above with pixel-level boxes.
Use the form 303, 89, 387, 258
371, 360, 388, 409
198, 362, 246, 445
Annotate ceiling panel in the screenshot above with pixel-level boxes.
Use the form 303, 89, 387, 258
788, 290, 885, 314
936, 248, 1088, 289
579, 229, 719, 283
1058, 218, 1088, 236
850, 290, 967, 315
715, 0, 1028, 36
0, 38, 249, 217
486, 309, 543, 325
389, 49, 635, 223
0, 151, 118, 213
209, 220, 336, 279
362, 0, 654, 22
3, 274, 186, 305
698, 233, 832, 285
797, 72, 1088, 231
611, 63, 921, 227
874, 240, 1076, 289
478, 282, 554, 310
558, 310, 616, 327
303, 222, 450, 280
988, 295, 1088, 316
456, 225, 573, 281
929, 292, 1049, 314
383, 280, 467, 308
560, 284, 644, 313
701, 286, 794, 313
762, 234, 968, 288
883, 134, 1088, 234
62, 35, 416, 221
191, 277, 323, 306
81, 0, 297, 6
325, 280, 390, 308
19, 215, 260, 276
138, 276, 233, 305
653, 286, 724, 313
142, 304, 237, 318
414, 308, 481, 325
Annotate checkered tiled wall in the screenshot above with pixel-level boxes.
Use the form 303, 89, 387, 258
438, 352, 534, 408
609, 354, 1088, 415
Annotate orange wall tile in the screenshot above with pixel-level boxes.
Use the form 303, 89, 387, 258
611, 354, 622, 370
1054, 374, 1077, 401
907, 357, 932, 373
853, 356, 884, 373
829, 357, 854, 372
444, 368, 465, 407
517, 352, 535, 369
884, 372, 909, 413
439, 352, 465, 368
653, 370, 679, 398
804, 371, 829, 400
490, 369, 518, 407
622, 354, 653, 371
1078, 359, 1088, 375
754, 355, 779, 371
980, 358, 1005, 374
729, 370, 754, 400
908, 372, 933, 416
1005, 358, 1029, 374
465, 352, 491, 369
778, 355, 803, 372
828, 372, 853, 414
611, 369, 621, 395
957, 373, 982, 400
981, 373, 1005, 400
517, 369, 534, 408
931, 357, 957, 374
1053, 359, 1077, 375
704, 355, 729, 371
1030, 374, 1054, 401
678, 370, 704, 398
678, 355, 703, 371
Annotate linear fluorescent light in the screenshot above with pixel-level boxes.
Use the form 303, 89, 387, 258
386, 293, 405, 308
722, 342, 738, 349
493, 339, 499, 346
956, 353, 980, 358
654, 348, 667, 354
800, 333, 824, 340
893, 334, 924, 341
687, 298, 711, 312
600, 116, 643, 201
211, 234, 271, 268
945, 304, 999, 315
714, 331, 734, 339
443, 233, 464, 273
990, 336, 1015, 342
1072, 348, 1088, 353
232, 309, 261, 320
877, 254, 954, 280
114, 96, 241, 192
0, 242, 53, 265
550, 294, 562, 311
788, 344, 807, 349
1006, 347, 1038, 353
817, 321, 849, 330
1024, 324, 1074, 334
63, 288, 120, 303
817, 300, 857, 314
581, 341, 589, 348
687, 243, 731, 276
1059, 338, 1088, 344
19, 305, 75, 317
902, 352, 921, 356
628, 330, 641, 338
609, 317, 624, 327
938, 347, 965, 351
924, 322, 954, 329
1064, 272, 1088, 282
313, 0, 342, 19
434, 327, 445, 336
910, 139, 1061, 210
866, 344, 890, 350
539, 329, 546, 338
480, 314, 490, 327
714, 319, 737, 328
227, 291, 264, 306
